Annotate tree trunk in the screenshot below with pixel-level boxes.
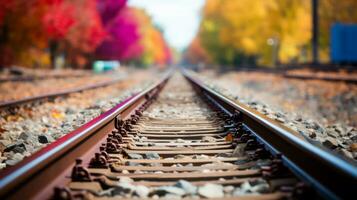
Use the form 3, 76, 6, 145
49, 39, 58, 68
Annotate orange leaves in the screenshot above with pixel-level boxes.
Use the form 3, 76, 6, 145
184, 37, 210, 64
51, 109, 64, 120
225, 132, 233, 142
130, 7, 172, 66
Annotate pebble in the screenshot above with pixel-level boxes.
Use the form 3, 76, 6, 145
38, 135, 52, 144
322, 137, 338, 149
152, 186, 186, 197
232, 143, 246, 157
111, 185, 132, 196
4, 142, 26, 153
224, 185, 235, 193
0, 142, 6, 152
127, 161, 141, 167
119, 177, 134, 183
5, 153, 24, 166
350, 134, 357, 142
337, 148, 353, 159
163, 194, 182, 199
193, 155, 209, 159
5, 159, 18, 166
202, 136, 216, 142
198, 184, 224, 198
127, 153, 143, 159
350, 143, 357, 152
134, 185, 150, 198
18, 132, 30, 141
256, 159, 272, 167
174, 180, 197, 195
174, 155, 188, 159
234, 159, 250, 165
176, 139, 185, 143
0, 163, 6, 169
145, 152, 160, 160
251, 183, 270, 193
65, 107, 76, 115
240, 181, 253, 193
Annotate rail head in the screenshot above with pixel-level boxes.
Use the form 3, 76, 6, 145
182, 69, 357, 200
0, 70, 173, 199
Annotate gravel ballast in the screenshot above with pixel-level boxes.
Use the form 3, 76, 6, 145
0, 68, 129, 102
194, 70, 357, 161
0, 70, 158, 169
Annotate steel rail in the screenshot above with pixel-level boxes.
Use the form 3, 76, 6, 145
182, 69, 357, 200
0, 70, 172, 199
283, 73, 357, 84
0, 74, 90, 83
0, 78, 124, 109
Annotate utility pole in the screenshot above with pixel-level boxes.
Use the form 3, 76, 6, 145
312, 0, 319, 64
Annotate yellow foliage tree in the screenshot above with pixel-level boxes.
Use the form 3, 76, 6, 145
198, 0, 312, 66
195, 0, 357, 66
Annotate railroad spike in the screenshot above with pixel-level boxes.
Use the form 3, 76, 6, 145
89, 152, 108, 169
99, 146, 109, 160
124, 120, 133, 130
106, 141, 121, 154
261, 156, 291, 179
71, 159, 92, 182
245, 139, 258, 151
111, 132, 123, 143
240, 133, 252, 143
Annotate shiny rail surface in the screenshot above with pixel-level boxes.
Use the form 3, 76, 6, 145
0, 70, 355, 200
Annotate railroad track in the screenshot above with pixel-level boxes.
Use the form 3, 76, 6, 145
210, 67, 357, 83
0, 70, 355, 199
0, 74, 91, 83
0, 78, 123, 109
283, 72, 357, 83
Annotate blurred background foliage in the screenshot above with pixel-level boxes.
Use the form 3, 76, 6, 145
1, 0, 357, 69
0, 0, 172, 69
184, 0, 357, 67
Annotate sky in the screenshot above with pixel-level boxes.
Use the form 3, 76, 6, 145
128, 0, 205, 51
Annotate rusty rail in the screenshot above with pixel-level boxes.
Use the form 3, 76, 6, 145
0, 74, 91, 83
0, 78, 124, 109
0, 69, 355, 200
182, 69, 357, 199
0, 71, 172, 199
283, 72, 357, 83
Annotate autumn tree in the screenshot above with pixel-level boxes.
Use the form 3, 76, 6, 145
191, 0, 357, 66
194, 0, 311, 66
0, 1, 49, 67
184, 37, 210, 65
95, 5, 172, 67
0, 0, 172, 68
64, 0, 106, 68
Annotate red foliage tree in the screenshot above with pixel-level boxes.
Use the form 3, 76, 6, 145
96, 6, 142, 61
